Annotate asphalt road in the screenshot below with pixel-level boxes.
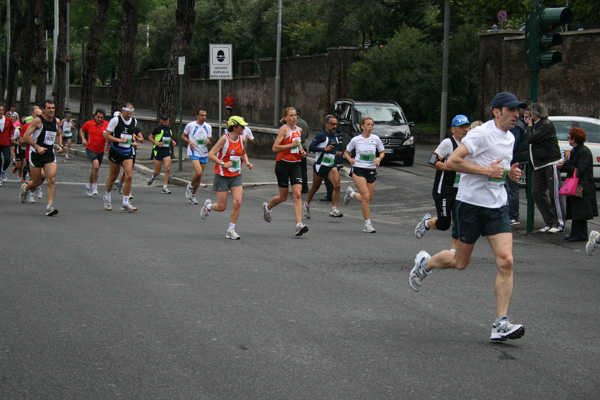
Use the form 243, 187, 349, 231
1, 152, 599, 399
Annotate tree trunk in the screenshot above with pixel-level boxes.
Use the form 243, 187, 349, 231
111, 0, 139, 115
79, 0, 110, 125
6, 0, 26, 109
19, 1, 36, 116
157, 0, 196, 123
33, 0, 48, 106
53, 0, 67, 119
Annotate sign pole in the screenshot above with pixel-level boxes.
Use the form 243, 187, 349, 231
178, 56, 185, 172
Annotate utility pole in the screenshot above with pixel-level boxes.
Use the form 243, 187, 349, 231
273, 0, 282, 126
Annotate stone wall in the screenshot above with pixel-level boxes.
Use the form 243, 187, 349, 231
477, 29, 600, 121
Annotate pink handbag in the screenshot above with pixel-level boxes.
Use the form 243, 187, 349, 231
559, 169, 583, 197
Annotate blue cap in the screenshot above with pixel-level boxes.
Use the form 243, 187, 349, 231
491, 92, 527, 110
451, 114, 471, 127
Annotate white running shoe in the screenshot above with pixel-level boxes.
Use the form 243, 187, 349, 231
85, 183, 92, 197
226, 230, 241, 240
185, 184, 193, 199
415, 214, 431, 239
409, 251, 431, 292
65, 154, 70, 160
262, 202, 272, 223
121, 202, 137, 212
329, 208, 343, 218
303, 203, 311, 219
343, 186, 354, 205
490, 316, 525, 341
19, 183, 28, 203
28, 192, 36, 203
586, 230, 599, 256
190, 195, 199, 205
114, 181, 122, 193
162, 186, 171, 194
92, 184, 99, 196
45, 205, 59, 216
36, 186, 43, 199
200, 199, 211, 220
147, 175, 155, 185
2, 172, 7, 182
295, 223, 308, 236
104, 197, 112, 211
363, 222, 376, 233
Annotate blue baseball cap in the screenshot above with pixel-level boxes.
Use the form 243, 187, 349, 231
491, 92, 527, 110
451, 114, 471, 127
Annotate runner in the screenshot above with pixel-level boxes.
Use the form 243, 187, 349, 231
20, 100, 63, 216
79, 108, 108, 197
114, 112, 143, 199
17, 108, 42, 190
59, 113, 76, 160
303, 114, 344, 219
103, 103, 138, 212
0, 105, 15, 185
9, 112, 20, 175
262, 107, 309, 236
182, 108, 212, 204
147, 114, 176, 194
342, 117, 385, 233
10, 119, 23, 182
200, 116, 253, 240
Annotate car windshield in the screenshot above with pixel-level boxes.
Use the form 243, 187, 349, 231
354, 105, 406, 125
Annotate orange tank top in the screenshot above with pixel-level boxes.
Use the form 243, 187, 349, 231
215, 133, 244, 177
276, 125, 302, 163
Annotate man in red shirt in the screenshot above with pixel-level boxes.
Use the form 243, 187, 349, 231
79, 108, 108, 196
224, 93, 235, 117
0, 104, 15, 185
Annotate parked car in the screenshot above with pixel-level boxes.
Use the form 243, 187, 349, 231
333, 99, 415, 166
549, 116, 600, 181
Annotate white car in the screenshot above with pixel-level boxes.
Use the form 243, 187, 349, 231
549, 116, 600, 181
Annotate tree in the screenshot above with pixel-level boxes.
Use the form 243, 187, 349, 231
79, 0, 110, 125
19, 0, 37, 116
33, 0, 49, 106
156, 0, 196, 121
6, 0, 27, 109
111, 0, 139, 114
53, 0, 68, 118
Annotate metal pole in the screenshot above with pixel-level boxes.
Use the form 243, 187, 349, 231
65, 0, 71, 111
178, 75, 183, 171
52, 0, 58, 88
6, 0, 10, 87
273, 0, 282, 126
439, 0, 450, 142
218, 80, 222, 137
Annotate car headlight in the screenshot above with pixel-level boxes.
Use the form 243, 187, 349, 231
403, 136, 414, 145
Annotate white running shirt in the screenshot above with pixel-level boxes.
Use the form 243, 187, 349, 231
346, 134, 385, 169
184, 121, 211, 157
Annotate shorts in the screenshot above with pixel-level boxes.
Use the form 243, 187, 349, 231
213, 173, 243, 192
314, 164, 334, 178
350, 166, 377, 184
15, 147, 26, 161
189, 155, 208, 164
275, 160, 303, 188
86, 148, 104, 166
29, 150, 56, 168
432, 192, 457, 231
451, 201, 511, 245
108, 148, 133, 164
63, 135, 72, 141
153, 147, 171, 161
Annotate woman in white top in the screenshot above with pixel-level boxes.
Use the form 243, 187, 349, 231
343, 117, 385, 233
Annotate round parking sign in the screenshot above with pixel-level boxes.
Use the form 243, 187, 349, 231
497, 10, 507, 22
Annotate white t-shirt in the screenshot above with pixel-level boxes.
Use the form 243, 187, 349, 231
346, 134, 385, 169
62, 120, 73, 137
0, 116, 5, 132
184, 121, 212, 157
242, 126, 254, 140
435, 136, 461, 159
456, 120, 514, 209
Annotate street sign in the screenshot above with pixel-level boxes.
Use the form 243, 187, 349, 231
209, 44, 233, 80
178, 56, 185, 75
497, 10, 507, 22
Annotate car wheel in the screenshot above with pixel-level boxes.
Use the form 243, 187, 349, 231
404, 158, 414, 167
518, 165, 527, 188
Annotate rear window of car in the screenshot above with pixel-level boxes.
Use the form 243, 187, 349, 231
553, 121, 573, 141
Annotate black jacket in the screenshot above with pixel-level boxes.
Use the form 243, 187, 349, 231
561, 143, 596, 220
510, 119, 529, 165
525, 117, 561, 170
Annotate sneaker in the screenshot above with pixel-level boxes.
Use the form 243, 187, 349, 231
45, 205, 59, 216
409, 251, 431, 292
35, 186, 42, 199
64, 154, 70, 160
226, 230, 241, 240
343, 187, 354, 205
295, 223, 309, 236
85, 183, 92, 197
200, 199, 211, 220
329, 208, 343, 218
185, 184, 193, 199
147, 175, 155, 185
363, 222, 376, 233
190, 195, 199, 205
538, 226, 551, 233
303, 203, 311, 219
20, 178, 26, 184
0, 179, 2, 187
586, 230, 599, 256
510, 219, 520, 226
114, 181, 122, 193
490, 316, 525, 341
1, 172, 7, 182
28, 192, 36, 203
262, 202, 272, 223
162, 186, 171, 194
548, 227, 561, 234
121, 202, 137, 213
12, 166, 17, 174
92, 184, 99, 196
415, 214, 431, 239
104, 197, 112, 211
19, 183, 28, 203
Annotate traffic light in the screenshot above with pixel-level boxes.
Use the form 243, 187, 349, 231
525, 2, 573, 70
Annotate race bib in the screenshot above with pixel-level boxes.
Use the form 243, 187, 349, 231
228, 156, 241, 172
488, 168, 509, 189
453, 173, 461, 188
119, 133, 133, 148
162, 137, 171, 146
321, 154, 335, 167
63, 130, 72, 137
291, 139, 300, 154
43, 131, 57, 146
359, 153, 375, 162
196, 138, 207, 146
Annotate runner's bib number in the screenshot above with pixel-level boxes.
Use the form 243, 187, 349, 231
196, 139, 207, 145
228, 156, 241, 173
43, 131, 57, 146
488, 168, 509, 189
119, 134, 133, 148
359, 153, 375, 162
291, 138, 301, 154
321, 154, 335, 167
454, 173, 461, 188
162, 137, 171, 146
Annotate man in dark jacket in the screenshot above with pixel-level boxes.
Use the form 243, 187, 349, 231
525, 102, 565, 233
506, 108, 529, 225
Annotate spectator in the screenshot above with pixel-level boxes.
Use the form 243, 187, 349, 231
506, 108, 528, 225
224, 93, 235, 118
295, 107, 310, 193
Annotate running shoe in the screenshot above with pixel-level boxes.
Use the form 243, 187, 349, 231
21, 178, 26, 183
343, 187, 354, 205
295, 223, 309, 236
303, 203, 311, 219
28, 192, 36, 203
19, 183, 28, 203
185, 184, 193, 199
45, 205, 58, 216
104, 197, 112, 211
65, 154, 70, 160
1, 172, 7, 182
329, 208, 343, 218
12, 166, 17, 174
409, 250, 431, 292
147, 175, 155, 185
0, 179, 2, 187
586, 230, 599, 256
85, 183, 92, 197
415, 214, 431, 239
162, 186, 171, 194
490, 316, 525, 341
114, 181, 122, 193
121, 202, 137, 213
200, 199, 211, 220
262, 202, 272, 223
363, 222, 376, 233
538, 226, 551, 233
226, 230, 241, 240
92, 184, 99, 196
190, 195, 199, 205
35, 186, 42, 199
510, 219, 520, 226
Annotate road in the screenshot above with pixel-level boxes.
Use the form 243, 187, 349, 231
1, 151, 599, 399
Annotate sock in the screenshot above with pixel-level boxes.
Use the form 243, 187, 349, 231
104, 192, 111, 200
495, 316, 507, 325
350, 191, 355, 199
163, 184, 168, 189
187, 183, 192, 190
264, 204, 270, 212
450, 248, 456, 253
305, 202, 310, 208
228, 223, 236, 231
296, 222, 302, 228
365, 219, 371, 225
207, 204, 212, 211
123, 195, 130, 205
331, 206, 337, 211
